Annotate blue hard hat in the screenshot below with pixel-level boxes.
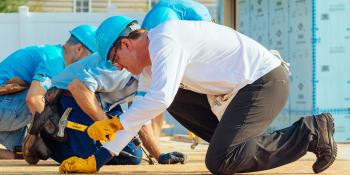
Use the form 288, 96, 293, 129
70, 24, 97, 53
95, 16, 138, 61
141, 7, 179, 30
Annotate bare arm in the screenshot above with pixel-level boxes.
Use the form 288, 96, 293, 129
26, 80, 46, 115
67, 79, 108, 121
151, 113, 164, 141
138, 124, 161, 161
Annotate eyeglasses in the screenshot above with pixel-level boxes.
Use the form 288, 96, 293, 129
111, 44, 118, 64
109, 45, 124, 70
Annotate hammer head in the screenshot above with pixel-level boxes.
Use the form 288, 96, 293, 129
57, 107, 72, 138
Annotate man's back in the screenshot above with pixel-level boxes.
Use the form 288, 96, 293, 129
155, 0, 211, 20
142, 0, 212, 30
148, 20, 280, 95
0, 45, 64, 85
51, 53, 137, 111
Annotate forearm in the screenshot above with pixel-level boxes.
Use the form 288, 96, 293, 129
26, 80, 46, 115
139, 124, 161, 160
151, 113, 164, 141
68, 79, 108, 121
27, 95, 45, 115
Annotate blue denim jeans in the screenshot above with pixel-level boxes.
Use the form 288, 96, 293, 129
0, 90, 31, 151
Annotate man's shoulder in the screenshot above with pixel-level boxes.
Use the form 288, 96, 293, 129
39, 44, 62, 53
4, 45, 44, 61
23, 44, 60, 51
68, 53, 103, 69
60, 53, 113, 81
25, 44, 63, 60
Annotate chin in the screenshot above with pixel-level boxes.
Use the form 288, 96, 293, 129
132, 71, 142, 75
128, 69, 142, 75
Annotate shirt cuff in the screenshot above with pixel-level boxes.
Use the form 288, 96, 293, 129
33, 75, 52, 90
103, 129, 139, 155
78, 77, 98, 92
32, 74, 45, 82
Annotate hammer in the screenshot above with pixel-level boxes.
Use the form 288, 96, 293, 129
188, 131, 200, 149
57, 107, 73, 138
57, 107, 89, 137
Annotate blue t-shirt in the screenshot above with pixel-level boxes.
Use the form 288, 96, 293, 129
51, 53, 138, 111
0, 45, 65, 89
142, 0, 212, 30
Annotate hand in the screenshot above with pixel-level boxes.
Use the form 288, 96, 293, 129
97, 134, 116, 145
158, 152, 187, 164
59, 156, 96, 174
0, 83, 28, 95
87, 117, 123, 141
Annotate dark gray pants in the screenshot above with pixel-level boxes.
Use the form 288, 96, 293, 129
168, 65, 317, 174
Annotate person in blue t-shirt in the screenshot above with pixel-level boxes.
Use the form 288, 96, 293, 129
141, 0, 212, 31
0, 24, 97, 159
23, 52, 186, 167
141, 0, 213, 143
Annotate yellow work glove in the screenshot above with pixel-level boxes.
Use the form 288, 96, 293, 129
59, 156, 96, 174
87, 117, 123, 141
98, 133, 116, 145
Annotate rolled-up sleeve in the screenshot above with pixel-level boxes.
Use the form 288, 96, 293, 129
77, 67, 99, 92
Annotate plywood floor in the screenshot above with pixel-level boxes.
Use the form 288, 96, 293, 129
0, 137, 349, 174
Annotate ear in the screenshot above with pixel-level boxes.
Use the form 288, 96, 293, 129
75, 43, 85, 53
121, 38, 132, 49
73, 43, 90, 60
71, 43, 87, 57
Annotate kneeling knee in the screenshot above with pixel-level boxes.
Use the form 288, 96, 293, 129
205, 153, 228, 174
205, 150, 246, 174
127, 156, 142, 165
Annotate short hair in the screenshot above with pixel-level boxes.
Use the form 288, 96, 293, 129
67, 35, 81, 45
66, 35, 92, 52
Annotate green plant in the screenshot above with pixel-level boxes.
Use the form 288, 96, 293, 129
0, 0, 27, 13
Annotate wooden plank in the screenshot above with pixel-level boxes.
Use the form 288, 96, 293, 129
0, 138, 349, 174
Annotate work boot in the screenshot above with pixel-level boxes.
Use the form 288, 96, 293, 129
22, 134, 40, 164
22, 133, 51, 165
22, 112, 51, 165
307, 113, 337, 174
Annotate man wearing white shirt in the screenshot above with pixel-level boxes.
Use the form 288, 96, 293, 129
60, 16, 337, 175
23, 52, 186, 169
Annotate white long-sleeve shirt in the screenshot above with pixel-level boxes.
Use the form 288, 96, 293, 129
104, 20, 281, 154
